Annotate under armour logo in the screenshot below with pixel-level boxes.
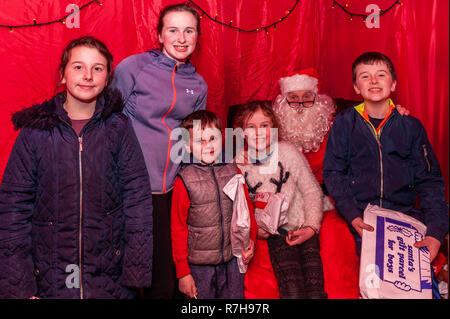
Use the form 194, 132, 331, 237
186, 89, 194, 95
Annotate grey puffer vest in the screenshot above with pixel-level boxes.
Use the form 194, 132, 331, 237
178, 163, 238, 265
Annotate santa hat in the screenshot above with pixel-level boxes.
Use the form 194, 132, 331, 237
278, 68, 319, 95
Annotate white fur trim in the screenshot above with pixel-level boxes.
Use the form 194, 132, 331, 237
279, 74, 318, 95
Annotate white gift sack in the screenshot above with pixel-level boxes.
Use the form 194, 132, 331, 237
253, 192, 289, 235
359, 204, 432, 299
223, 174, 251, 274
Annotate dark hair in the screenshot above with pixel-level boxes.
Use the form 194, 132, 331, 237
181, 110, 222, 132
352, 52, 397, 83
157, 3, 201, 36
58, 36, 114, 86
232, 100, 280, 130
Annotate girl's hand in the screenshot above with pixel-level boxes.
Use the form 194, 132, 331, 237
178, 274, 197, 299
257, 228, 271, 239
241, 240, 255, 265
414, 236, 441, 262
351, 217, 374, 237
285, 227, 315, 246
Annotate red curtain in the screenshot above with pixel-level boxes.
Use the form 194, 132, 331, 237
0, 0, 448, 198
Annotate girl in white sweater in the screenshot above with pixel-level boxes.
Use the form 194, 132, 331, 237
233, 100, 327, 299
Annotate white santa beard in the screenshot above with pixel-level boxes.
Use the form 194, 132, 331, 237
273, 94, 335, 153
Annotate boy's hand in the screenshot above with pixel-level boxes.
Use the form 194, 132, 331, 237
396, 104, 410, 116
257, 228, 271, 239
351, 217, 374, 237
179, 274, 197, 299
241, 240, 255, 264
285, 227, 315, 246
414, 236, 441, 262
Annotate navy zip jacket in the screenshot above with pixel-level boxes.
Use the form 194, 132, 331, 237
323, 101, 448, 242
0, 88, 153, 298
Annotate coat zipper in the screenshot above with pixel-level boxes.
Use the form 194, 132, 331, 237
375, 132, 383, 208
58, 116, 86, 299
211, 168, 225, 263
78, 135, 84, 299
364, 121, 387, 208
161, 65, 178, 193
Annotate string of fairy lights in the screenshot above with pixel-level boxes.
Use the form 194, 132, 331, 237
1, 0, 404, 34
186, 0, 300, 33
1, 0, 103, 33
0, 0, 300, 34
332, 0, 403, 22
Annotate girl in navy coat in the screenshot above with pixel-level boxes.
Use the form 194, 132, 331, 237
0, 36, 153, 299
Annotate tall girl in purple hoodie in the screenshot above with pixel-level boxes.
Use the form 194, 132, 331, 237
112, 3, 207, 299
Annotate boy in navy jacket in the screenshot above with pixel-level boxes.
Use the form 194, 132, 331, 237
323, 52, 448, 262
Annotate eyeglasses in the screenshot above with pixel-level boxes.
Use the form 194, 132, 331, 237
285, 92, 316, 110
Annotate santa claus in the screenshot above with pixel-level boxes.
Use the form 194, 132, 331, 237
244, 69, 361, 299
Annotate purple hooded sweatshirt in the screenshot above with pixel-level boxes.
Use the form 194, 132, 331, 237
112, 49, 207, 193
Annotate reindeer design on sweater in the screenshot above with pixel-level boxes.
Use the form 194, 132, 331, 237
244, 162, 290, 194
237, 141, 323, 232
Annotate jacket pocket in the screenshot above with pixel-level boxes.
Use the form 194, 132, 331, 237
31, 219, 55, 294
103, 204, 124, 277
105, 204, 124, 247
187, 229, 199, 254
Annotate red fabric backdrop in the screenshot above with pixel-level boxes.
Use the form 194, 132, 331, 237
0, 0, 448, 198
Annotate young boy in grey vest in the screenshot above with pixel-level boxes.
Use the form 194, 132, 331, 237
171, 110, 257, 299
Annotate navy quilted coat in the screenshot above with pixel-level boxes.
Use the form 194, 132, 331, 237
0, 89, 153, 299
